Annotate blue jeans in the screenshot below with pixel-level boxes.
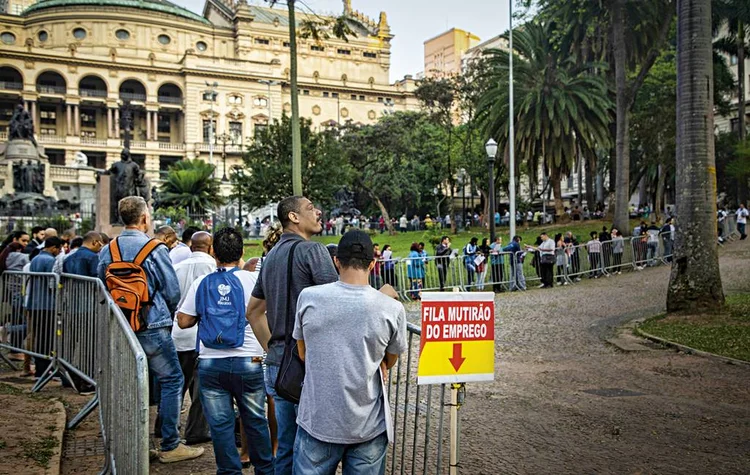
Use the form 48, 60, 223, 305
294, 427, 387, 475
136, 327, 184, 451
200, 357, 274, 475
264, 363, 297, 475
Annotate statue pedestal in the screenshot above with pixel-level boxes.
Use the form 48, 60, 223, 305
96, 174, 123, 237
0, 139, 56, 199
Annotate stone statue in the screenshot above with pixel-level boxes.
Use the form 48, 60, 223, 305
11, 159, 45, 194
8, 104, 37, 147
31, 161, 45, 194
106, 147, 150, 223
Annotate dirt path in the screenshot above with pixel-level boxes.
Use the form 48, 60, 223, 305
455, 242, 750, 474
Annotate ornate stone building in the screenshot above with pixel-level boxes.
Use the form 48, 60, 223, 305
0, 0, 419, 210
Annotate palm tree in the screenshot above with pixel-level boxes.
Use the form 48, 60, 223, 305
159, 159, 225, 214
667, 0, 724, 311
478, 21, 613, 217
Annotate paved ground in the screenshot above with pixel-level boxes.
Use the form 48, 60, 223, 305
455, 241, 750, 474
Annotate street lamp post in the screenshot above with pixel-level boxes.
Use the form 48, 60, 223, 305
486, 138, 498, 244
508, 0, 517, 238
217, 132, 232, 182
257, 79, 279, 127
232, 165, 244, 230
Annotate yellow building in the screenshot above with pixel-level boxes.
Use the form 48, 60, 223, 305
423, 27, 480, 78
0, 0, 419, 210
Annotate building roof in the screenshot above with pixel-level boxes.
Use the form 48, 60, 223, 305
22, 0, 211, 24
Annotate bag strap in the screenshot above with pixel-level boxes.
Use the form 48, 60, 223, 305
110, 237, 122, 263
133, 239, 163, 267
283, 240, 303, 346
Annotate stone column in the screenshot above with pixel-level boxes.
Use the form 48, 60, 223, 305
153, 111, 159, 141
107, 108, 113, 138
66, 104, 72, 135
115, 108, 120, 139
146, 110, 151, 141
31, 101, 37, 126
74, 105, 81, 136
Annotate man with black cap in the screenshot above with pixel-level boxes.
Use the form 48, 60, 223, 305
292, 230, 407, 474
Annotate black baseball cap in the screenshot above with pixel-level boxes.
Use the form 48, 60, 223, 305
337, 230, 374, 260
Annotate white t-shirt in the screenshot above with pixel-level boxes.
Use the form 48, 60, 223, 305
171, 252, 216, 352
179, 267, 264, 359
736, 208, 748, 224
169, 242, 191, 265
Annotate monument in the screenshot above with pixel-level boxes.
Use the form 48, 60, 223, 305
96, 101, 151, 235
0, 103, 58, 213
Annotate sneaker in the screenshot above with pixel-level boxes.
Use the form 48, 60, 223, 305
537, 284, 545, 288
158, 443, 204, 463
563, 281, 569, 286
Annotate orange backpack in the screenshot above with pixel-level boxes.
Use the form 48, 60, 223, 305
105, 237, 164, 332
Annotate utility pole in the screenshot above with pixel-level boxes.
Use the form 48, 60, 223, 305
508, 0, 517, 238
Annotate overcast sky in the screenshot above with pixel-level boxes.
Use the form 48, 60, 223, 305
178, 0, 510, 82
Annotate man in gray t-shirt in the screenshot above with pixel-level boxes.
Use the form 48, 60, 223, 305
247, 196, 338, 475
293, 230, 407, 474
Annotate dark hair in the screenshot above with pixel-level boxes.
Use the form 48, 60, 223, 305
481, 237, 490, 246
418, 242, 425, 248
213, 227, 244, 264
155, 225, 175, 237
69, 237, 84, 249
513, 235, 522, 242
0, 230, 26, 252
373, 243, 379, 247
383, 244, 391, 251
554, 233, 562, 242
410, 242, 419, 252
338, 254, 372, 271
31, 226, 45, 235
441, 235, 449, 242
278, 196, 305, 229
44, 236, 64, 249
590, 231, 597, 238
182, 226, 200, 243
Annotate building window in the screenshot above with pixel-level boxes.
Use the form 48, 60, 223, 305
254, 123, 268, 137
228, 94, 243, 105
41, 128, 57, 135
363, 51, 377, 58
350, 94, 357, 100
331, 92, 339, 99
38, 30, 48, 42
359, 95, 365, 101
229, 121, 243, 143
203, 119, 217, 143
253, 97, 268, 107
730, 55, 738, 66
40, 106, 57, 126
255, 38, 270, 45
73, 28, 87, 40
80, 109, 96, 128
196, 41, 208, 52
377, 97, 384, 103
337, 48, 351, 55
311, 45, 325, 52
302, 90, 310, 96
115, 29, 130, 41
731, 118, 740, 133
283, 41, 290, 47
157, 114, 170, 134
1, 32, 16, 45
158, 34, 171, 45
202, 91, 217, 102
323, 92, 329, 98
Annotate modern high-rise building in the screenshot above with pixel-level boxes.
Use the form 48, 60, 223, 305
423, 28, 480, 78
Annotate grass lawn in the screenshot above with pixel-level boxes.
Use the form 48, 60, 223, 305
639, 294, 750, 362
243, 218, 642, 259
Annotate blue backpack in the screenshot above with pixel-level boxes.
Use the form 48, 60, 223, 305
195, 268, 247, 349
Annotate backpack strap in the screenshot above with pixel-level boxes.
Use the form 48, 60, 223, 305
133, 239, 164, 267
110, 237, 123, 263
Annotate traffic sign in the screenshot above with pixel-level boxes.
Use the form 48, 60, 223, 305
417, 292, 495, 385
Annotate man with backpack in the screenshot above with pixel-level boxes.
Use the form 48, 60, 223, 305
247, 196, 339, 475
97, 196, 203, 464
177, 227, 273, 474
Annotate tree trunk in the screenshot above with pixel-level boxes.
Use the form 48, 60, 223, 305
654, 164, 666, 222
667, 0, 724, 312
550, 166, 565, 217
369, 191, 396, 235
613, 0, 632, 235
288, 1, 303, 195
585, 152, 595, 208
737, 20, 747, 203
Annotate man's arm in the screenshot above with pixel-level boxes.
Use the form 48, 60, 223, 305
246, 296, 270, 351
383, 352, 398, 369
177, 312, 197, 329
297, 340, 306, 362
307, 242, 339, 285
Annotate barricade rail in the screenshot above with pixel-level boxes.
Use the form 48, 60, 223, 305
0, 272, 148, 475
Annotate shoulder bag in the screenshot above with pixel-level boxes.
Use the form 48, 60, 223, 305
274, 240, 304, 403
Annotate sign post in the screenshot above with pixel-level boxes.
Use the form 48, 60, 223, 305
417, 292, 495, 474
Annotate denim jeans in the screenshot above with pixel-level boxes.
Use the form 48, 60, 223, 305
293, 427, 387, 475
264, 363, 297, 475
200, 357, 274, 475
136, 327, 184, 452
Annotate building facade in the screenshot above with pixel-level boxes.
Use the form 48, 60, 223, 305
0, 0, 419, 210
423, 28, 480, 78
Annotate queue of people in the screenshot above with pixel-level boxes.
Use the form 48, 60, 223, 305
1, 196, 407, 475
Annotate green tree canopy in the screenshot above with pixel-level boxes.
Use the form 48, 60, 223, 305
158, 159, 225, 214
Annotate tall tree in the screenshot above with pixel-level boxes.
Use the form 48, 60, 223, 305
667, 0, 724, 311
478, 21, 613, 217
159, 159, 225, 214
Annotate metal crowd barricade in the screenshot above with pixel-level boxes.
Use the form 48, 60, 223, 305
517, 249, 542, 287
460, 252, 514, 292
394, 256, 465, 300
659, 231, 674, 264
601, 237, 635, 275
387, 322, 454, 474
0, 271, 61, 393
96, 279, 150, 475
